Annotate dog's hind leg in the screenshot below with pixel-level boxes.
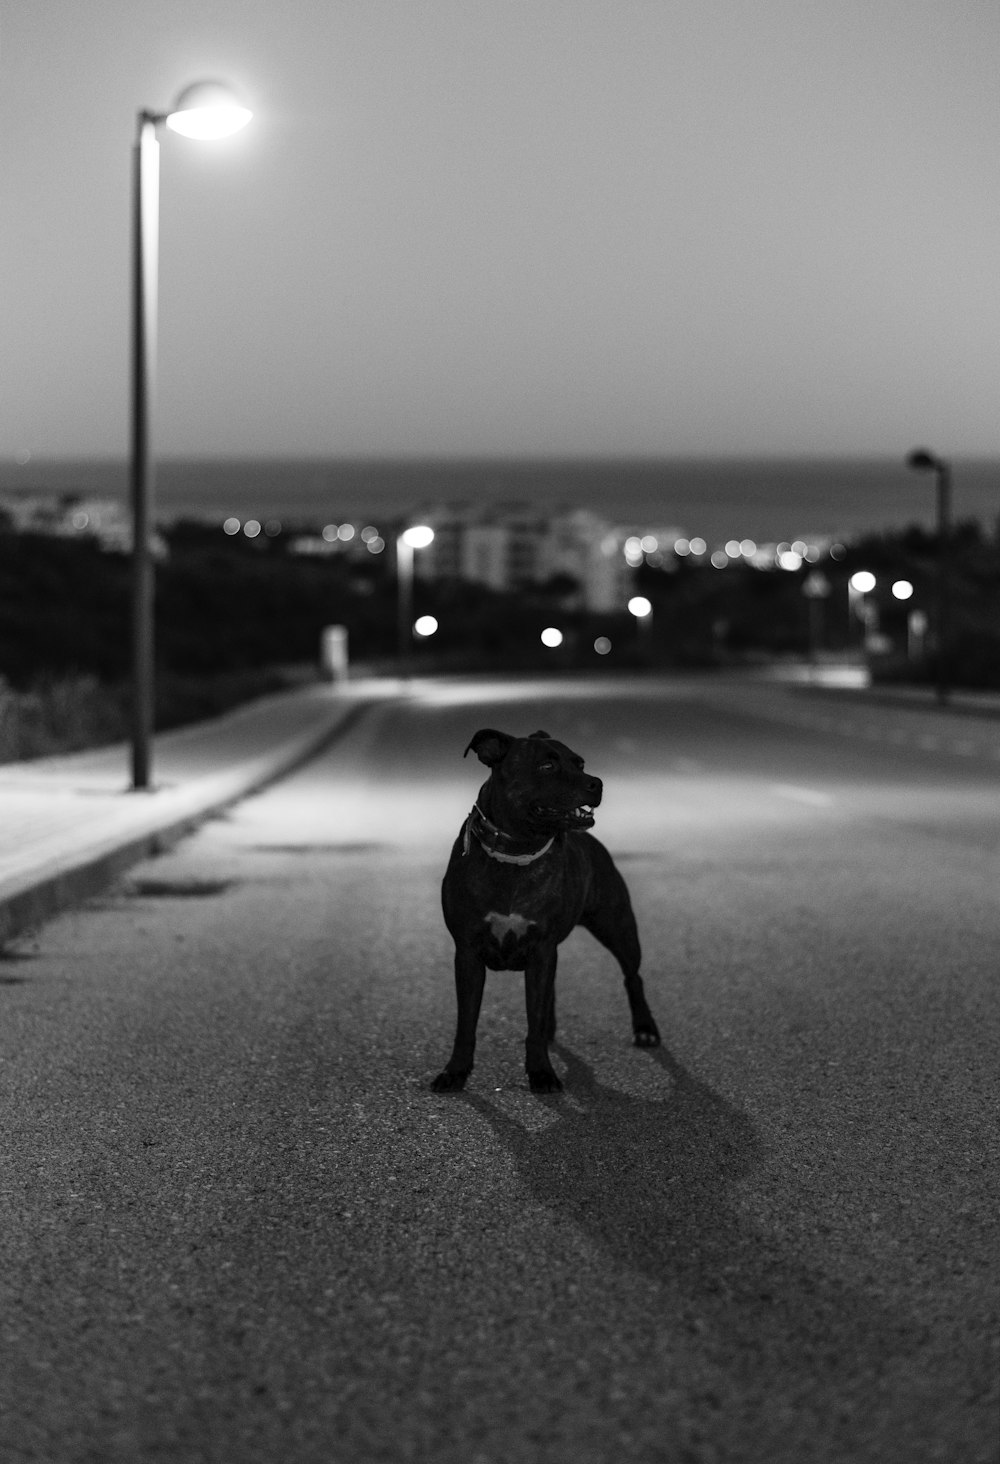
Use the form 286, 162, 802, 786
580, 868, 661, 1048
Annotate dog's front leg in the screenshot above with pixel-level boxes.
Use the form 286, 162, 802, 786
431, 946, 486, 1092
524, 945, 562, 1093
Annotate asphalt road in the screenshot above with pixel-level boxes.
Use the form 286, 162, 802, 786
2, 676, 997, 1464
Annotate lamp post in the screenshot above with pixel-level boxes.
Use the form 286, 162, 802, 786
396, 525, 435, 672
129, 81, 252, 790
906, 448, 952, 705
627, 595, 653, 661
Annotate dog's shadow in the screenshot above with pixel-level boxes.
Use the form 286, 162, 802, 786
463, 1041, 761, 1282
460, 1043, 918, 1382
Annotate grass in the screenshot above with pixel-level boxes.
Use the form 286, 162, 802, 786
0, 667, 313, 764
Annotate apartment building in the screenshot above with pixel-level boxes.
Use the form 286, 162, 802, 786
412, 503, 685, 611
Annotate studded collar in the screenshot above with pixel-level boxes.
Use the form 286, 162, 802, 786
462, 803, 555, 865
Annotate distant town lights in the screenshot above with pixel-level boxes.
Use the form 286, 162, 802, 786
850, 571, 877, 593
414, 615, 438, 637
627, 596, 652, 618
541, 627, 564, 647
892, 580, 914, 600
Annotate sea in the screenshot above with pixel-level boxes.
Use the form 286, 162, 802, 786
2, 456, 998, 545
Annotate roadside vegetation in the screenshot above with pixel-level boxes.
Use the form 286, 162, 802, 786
2, 514, 998, 761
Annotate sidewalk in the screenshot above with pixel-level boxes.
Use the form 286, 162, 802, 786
0, 677, 404, 946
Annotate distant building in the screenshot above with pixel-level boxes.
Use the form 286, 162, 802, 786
0, 491, 166, 556
411, 502, 686, 611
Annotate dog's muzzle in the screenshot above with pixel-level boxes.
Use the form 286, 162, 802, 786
528, 800, 597, 832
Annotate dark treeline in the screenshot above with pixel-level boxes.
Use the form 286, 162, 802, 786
2, 517, 1000, 708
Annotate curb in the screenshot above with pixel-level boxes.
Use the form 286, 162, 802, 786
0, 698, 373, 948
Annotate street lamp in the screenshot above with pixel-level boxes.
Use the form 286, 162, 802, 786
848, 570, 877, 655
129, 81, 252, 791
396, 525, 435, 670
906, 448, 952, 705
627, 595, 653, 660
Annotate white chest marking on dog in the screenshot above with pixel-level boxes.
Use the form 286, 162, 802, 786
485, 911, 534, 941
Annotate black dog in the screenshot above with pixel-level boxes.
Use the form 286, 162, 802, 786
432, 728, 660, 1093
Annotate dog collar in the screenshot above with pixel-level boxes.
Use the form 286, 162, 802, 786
463, 804, 555, 865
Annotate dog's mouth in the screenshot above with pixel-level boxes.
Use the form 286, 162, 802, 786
529, 802, 596, 831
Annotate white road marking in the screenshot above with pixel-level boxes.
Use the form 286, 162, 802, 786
771, 783, 835, 808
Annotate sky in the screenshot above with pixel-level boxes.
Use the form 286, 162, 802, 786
2, 1, 999, 465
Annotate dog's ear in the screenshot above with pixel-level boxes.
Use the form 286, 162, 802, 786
464, 728, 513, 766
528, 729, 552, 741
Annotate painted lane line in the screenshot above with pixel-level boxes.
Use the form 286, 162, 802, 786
771, 783, 835, 808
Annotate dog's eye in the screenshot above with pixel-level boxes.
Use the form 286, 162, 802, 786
537, 761, 555, 772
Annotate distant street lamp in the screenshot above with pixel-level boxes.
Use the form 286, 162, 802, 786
129, 81, 253, 790
628, 595, 653, 660
848, 570, 877, 654
906, 448, 952, 704
801, 568, 831, 664
396, 525, 435, 670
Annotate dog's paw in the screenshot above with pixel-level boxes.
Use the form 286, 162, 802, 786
431, 1069, 469, 1092
528, 1068, 563, 1094
633, 1021, 662, 1048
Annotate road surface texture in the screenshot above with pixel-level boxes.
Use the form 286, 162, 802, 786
2, 676, 997, 1464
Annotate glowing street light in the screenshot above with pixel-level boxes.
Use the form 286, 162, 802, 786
847, 571, 878, 653
396, 525, 435, 668
129, 80, 252, 790
165, 81, 253, 139
628, 595, 653, 660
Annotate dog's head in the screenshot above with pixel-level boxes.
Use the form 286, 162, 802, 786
464, 727, 603, 835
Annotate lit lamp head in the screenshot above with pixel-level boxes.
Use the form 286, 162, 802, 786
166, 81, 253, 139
401, 525, 435, 550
